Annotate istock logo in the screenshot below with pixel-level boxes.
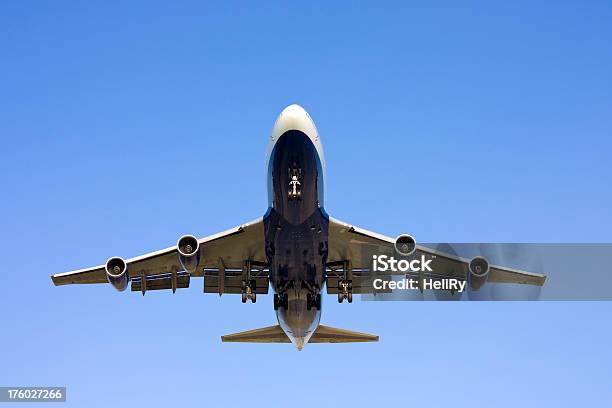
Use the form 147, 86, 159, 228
372, 254, 433, 273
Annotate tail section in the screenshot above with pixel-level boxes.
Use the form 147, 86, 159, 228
221, 324, 378, 346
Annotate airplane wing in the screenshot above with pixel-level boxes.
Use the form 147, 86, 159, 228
327, 217, 546, 294
51, 218, 268, 295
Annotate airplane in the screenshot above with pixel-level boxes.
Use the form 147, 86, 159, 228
51, 104, 546, 350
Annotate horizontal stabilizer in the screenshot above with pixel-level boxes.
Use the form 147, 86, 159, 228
221, 324, 378, 344
221, 325, 290, 343
309, 325, 379, 343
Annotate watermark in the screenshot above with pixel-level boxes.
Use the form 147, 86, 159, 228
373, 277, 467, 292
372, 254, 434, 273
0, 387, 66, 403
361, 244, 612, 301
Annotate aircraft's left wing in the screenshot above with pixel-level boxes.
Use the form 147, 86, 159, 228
327, 217, 545, 293
51, 218, 269, 295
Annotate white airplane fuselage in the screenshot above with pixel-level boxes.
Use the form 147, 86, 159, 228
263, 104, 328, 350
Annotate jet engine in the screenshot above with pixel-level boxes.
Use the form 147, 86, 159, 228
394, 234, 416, 256
105, 256, 129, 291
468, 256, 490, 291
177, 235, 201, 274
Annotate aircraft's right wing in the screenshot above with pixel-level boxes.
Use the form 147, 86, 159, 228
327, 217, 546, 293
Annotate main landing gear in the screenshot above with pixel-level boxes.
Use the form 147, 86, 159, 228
240, 260, 268, 304
241, 279, 257, 303
273, 293, 288, 310
337, 279, 353, 303
307, 293, 321, 311
302, 281, 321, 311
273, 292, 320, 310
273, 279, 321, 311
328, 260, 353, 303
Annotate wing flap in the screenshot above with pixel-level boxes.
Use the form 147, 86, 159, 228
489, 265, 546, 286
130, 273, 191, 292
203, 275, 269, 294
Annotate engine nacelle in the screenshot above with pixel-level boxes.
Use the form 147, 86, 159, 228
468, 256, 490, 291
105, 256, 129, 292
394, 234, 416, 256
177, 235, 200, 274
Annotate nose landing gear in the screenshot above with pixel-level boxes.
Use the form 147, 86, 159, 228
288, 165, 302, 200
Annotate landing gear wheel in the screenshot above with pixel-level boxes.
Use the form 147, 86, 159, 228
274, 293, 288, 310
338, 292, 344, 303
252, 293, 256, 303
241, 292, 247, 303
347, 292, 353, 303
306, 293, 320, 310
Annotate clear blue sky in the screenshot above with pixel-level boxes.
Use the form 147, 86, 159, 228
1, 1, 612, 407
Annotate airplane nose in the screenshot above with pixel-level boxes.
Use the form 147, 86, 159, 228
281, 104, 307, 116
271, 104, 318, 143
277, 104, 312, 126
